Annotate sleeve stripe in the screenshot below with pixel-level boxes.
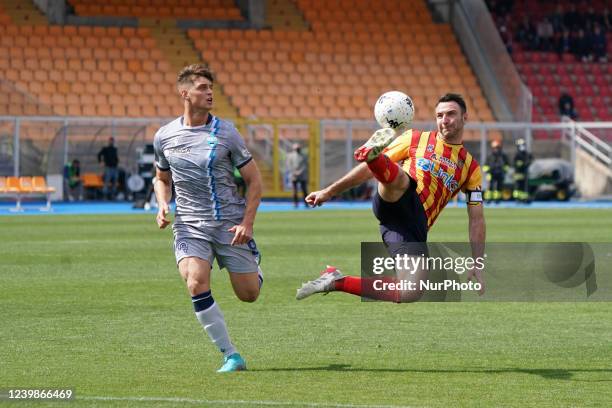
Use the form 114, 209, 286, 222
235, 156, 253, 169
156, 163, 170, 171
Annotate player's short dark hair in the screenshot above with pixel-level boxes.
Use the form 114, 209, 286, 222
177, 64, 214, 88
437, 93, 467, 114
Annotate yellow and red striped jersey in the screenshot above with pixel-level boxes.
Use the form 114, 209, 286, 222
383, 129, 482, 229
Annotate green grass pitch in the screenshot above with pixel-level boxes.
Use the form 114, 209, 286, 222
1, 208, 611, 407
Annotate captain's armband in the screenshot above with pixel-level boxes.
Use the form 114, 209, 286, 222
466, 189, 483, 205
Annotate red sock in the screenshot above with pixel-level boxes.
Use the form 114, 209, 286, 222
335, 276, 400, 302
366, 154, 399, 184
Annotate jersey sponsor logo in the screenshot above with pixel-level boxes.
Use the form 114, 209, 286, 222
166, 146, 191, 156
165, 137, 191, 156
429, 153, 457, 170
417, 158, 459, 192
439, 156, 457, 169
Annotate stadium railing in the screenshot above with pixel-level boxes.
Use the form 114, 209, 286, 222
319, 119, 612, 197
1, 115, 610, 199
0, 116, 321, 199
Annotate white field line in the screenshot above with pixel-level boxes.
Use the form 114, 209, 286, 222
79, 395, 419, 408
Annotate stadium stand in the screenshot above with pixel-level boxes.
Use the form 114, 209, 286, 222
68, 0, 243, 20
0, 0, 494, 131
0, 23, 180, 117
188, 0, 495, 129
487, 0, 612, 128
0, 0, 526, 197
0, 3, 237, 118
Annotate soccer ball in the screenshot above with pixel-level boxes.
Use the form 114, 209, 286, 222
374, 91, 414, 130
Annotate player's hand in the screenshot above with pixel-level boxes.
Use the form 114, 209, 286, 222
228, 223, 253, 246
305, 189, 331, 207
156, 202, 171, 229
466, 267, 485, 295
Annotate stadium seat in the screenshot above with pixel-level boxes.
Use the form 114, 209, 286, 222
30, 176, 55, 194
489, 3, 611, 128
70, 0, 244, 20
0, 176, 18, 193
0, 0, 493, 127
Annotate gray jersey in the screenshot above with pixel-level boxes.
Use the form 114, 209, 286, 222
154, 115, 252, 223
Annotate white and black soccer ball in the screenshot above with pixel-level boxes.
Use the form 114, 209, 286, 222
374, 91, 414, 130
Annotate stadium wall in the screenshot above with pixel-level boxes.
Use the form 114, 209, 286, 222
576, 149, 612, 197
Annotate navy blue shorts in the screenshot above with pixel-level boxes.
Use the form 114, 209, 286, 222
372, 181, 428, 256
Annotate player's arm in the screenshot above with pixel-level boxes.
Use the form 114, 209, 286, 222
153, 131, 172, 229
306, 163, 372, 207
154, 167, 172, 229
230, 160, 262, 246
467, 203, 485, 256
466, 201, 486, 294
463, 162, 486, 294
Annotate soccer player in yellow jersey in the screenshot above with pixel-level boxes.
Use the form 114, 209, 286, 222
297, 93, 486, 302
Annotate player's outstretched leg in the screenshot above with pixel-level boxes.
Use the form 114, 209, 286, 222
296, 266, 344, 300
296, 266, 403, 302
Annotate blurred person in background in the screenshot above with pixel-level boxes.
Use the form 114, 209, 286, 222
97, 137, 119, 200
483, 139, 509, 204
513, 138, 532, 204
559, 91, 578, 120
286, 143, 308, 208
63, 159, 83, 201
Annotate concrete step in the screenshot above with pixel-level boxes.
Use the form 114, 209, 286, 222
146, 23, 238, 118
0, 0, 47, 24
266, 0, 309, 30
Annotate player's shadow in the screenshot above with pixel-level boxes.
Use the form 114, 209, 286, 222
254, 365, 612, 381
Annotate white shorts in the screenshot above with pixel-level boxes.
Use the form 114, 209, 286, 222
173, 220, 261, 273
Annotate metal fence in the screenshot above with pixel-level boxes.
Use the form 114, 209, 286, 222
1, 116, 611, 198
320, 119, 612, 196
0, 116, 321, 199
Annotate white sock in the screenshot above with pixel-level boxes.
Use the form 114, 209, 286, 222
195, 302, 236, 357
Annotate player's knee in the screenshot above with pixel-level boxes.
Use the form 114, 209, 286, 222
186, 277, 209, 295
236, 289, 259, 303
236, 288, 259, 303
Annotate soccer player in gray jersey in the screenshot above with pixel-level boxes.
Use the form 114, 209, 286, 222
153, 64, 263, 372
